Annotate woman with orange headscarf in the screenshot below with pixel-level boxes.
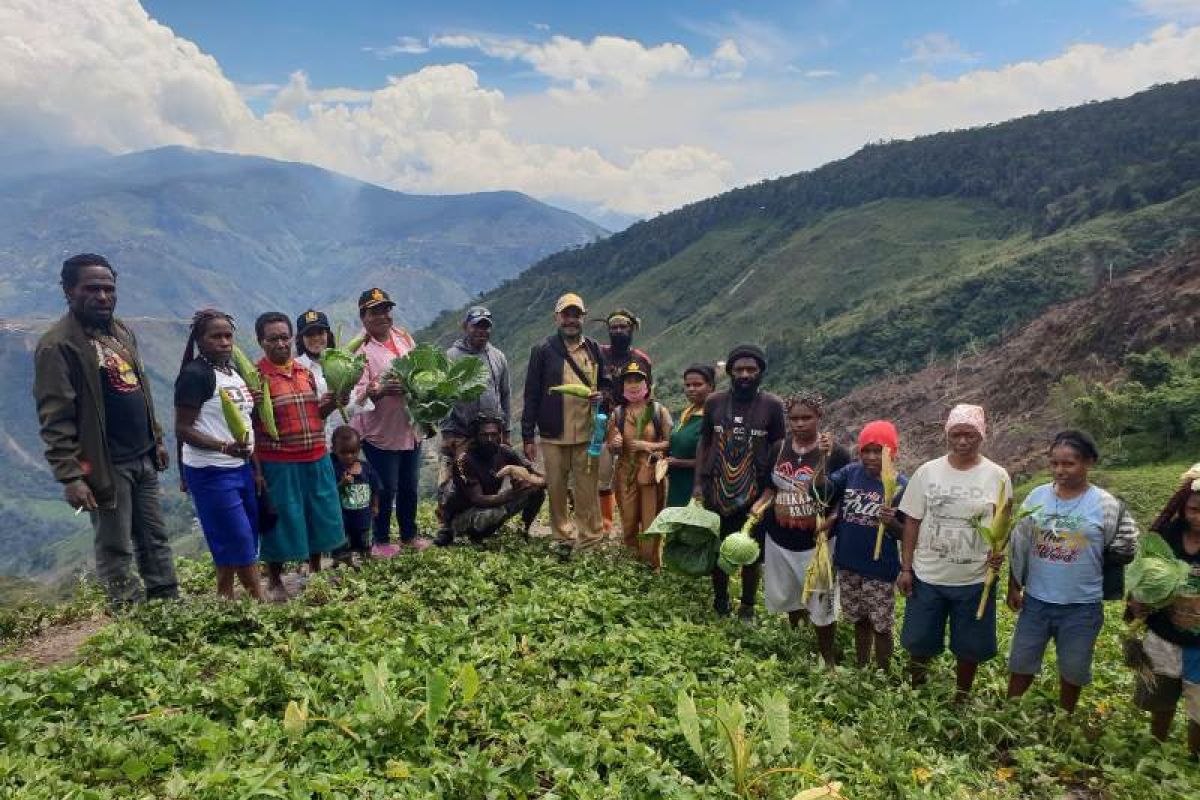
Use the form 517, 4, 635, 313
827, 421, 908, 670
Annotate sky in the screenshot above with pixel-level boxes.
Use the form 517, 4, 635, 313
3, 0, 1200, 227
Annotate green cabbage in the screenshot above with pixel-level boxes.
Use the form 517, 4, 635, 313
648, 504, 721, 577
319, 347, 367, 422
1127, 533, 1192, 607
385, 344, 487, 430
718, 531, 760, 572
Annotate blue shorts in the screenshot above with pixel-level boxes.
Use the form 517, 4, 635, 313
184, 463, 259, 568
900, 576, 998, 663
1008, 596, 1103, 686
260, 458, 347, 562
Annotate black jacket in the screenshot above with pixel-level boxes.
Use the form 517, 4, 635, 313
521, 334, 611, 442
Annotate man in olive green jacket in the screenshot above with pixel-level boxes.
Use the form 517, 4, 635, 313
33, 254, 178, 608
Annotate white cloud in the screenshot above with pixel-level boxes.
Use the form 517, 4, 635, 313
270, 71, 373, 114
903, 32, 980, 65
4, 1, 1200, 221
0, 0, 730, 216
363, 36, 430, 57
803, 69, 839, 78
428, 32, 742, 92
1134, 0, 1200, 21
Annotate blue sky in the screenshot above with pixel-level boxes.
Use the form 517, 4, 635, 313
6, 1, 1200, 226
145, 0, 1150, 103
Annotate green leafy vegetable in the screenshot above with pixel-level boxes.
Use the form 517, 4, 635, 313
318, 346, 367, 422
384, 344, 487, 430
647, 501, 721, 575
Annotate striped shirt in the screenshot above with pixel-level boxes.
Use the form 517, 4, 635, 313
255, 358, 327, 463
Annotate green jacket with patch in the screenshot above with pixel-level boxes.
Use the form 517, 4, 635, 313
33, 313, 163, 508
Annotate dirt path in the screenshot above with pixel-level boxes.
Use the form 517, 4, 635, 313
4, 615, 109, 668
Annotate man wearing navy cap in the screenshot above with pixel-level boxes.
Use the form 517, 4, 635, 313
434, 306, 511, 546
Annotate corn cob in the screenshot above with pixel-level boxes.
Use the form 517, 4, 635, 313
802, 512, 835, 603
232, 345, 278, 440
218, 388, 249, 445
873, 446, 898, 560
550, 383, 593, 399
972, 482, 1036, 618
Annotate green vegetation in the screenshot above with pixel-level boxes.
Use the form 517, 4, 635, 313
423, 81, 1200, 404
1061, 347, 1200, 465
2, 479, 1199, 798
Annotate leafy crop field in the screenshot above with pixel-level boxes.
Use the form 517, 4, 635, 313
2, 520, 1198, 800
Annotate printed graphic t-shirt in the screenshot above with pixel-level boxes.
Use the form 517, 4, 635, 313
1020, 483, 1107, 604
174, 361, 255, 469
762, 440, 850, 551
898, 455, 1012, 586
94, 338, 154, 462
829, 462, 908, 581
331, 456, 382, 533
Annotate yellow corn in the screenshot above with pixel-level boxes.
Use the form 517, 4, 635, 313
219, 388, 249, 445
550, 383, 593, 399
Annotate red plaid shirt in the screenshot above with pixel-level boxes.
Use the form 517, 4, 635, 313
255, 358, 327, 463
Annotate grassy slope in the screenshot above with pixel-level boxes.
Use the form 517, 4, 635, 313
437, 188, 1200, 412
1, 462, 1195, 798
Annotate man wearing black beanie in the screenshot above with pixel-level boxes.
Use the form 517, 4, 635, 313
692, 344, 786, 620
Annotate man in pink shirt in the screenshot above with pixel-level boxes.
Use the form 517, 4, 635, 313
351, 288, 431, 554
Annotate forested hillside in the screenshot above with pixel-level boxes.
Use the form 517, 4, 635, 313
422, 81, 1200, 403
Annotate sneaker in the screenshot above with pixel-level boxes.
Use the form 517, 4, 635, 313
371, 543, 401, 559
737, 607, 756, 626
432, 531, 455, 548
403, 537, 433, 552
713, 595, 732, 617
550, 540, 574, 561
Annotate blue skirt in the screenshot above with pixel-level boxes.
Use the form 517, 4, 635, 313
184, 463, 259, 568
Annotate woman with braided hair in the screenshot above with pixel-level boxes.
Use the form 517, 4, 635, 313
174, 309, 264, 600
1129, 465, 1200, 759
755, 391, 850, 666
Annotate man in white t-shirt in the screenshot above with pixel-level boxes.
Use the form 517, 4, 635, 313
896, 404, 1012, 697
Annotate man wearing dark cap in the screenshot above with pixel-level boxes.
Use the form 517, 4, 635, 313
434, 306, 511, 546
597, 309, 653, 537
349, 288, 430, 554
522, 293, 610, 556
693, 344, 786, 619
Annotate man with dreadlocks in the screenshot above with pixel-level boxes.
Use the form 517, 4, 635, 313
693, 345, 786, 619
444, 411, 546, 544
34, 254, 179, 608
174, 309, 264, 601
598, 309, 653, 536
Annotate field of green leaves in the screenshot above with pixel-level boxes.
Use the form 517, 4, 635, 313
1, 509, 1198, 800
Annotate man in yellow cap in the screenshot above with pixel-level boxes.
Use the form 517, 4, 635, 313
522, 293, 610, 556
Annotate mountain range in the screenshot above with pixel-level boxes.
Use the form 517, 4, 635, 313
421, 79, 1200, 419
0, 148, 605, 584
6, 80, 1200, 591
0, 146, 606, 329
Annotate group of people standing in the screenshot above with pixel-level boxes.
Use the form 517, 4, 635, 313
32, 256, 1200, 757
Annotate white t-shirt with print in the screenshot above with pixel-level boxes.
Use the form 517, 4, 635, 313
182, 369, 255, 469
898, 455, 1012, 586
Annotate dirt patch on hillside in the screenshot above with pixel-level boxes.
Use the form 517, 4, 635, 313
826, 245, 1200, 477
4, 615, 109, 668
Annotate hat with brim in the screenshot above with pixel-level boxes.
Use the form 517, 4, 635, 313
296, 309, 331, 337
464, 306, 493, 327
622, 361, 650, 381
554, 293, 586, 313
358, 288, 394, 312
